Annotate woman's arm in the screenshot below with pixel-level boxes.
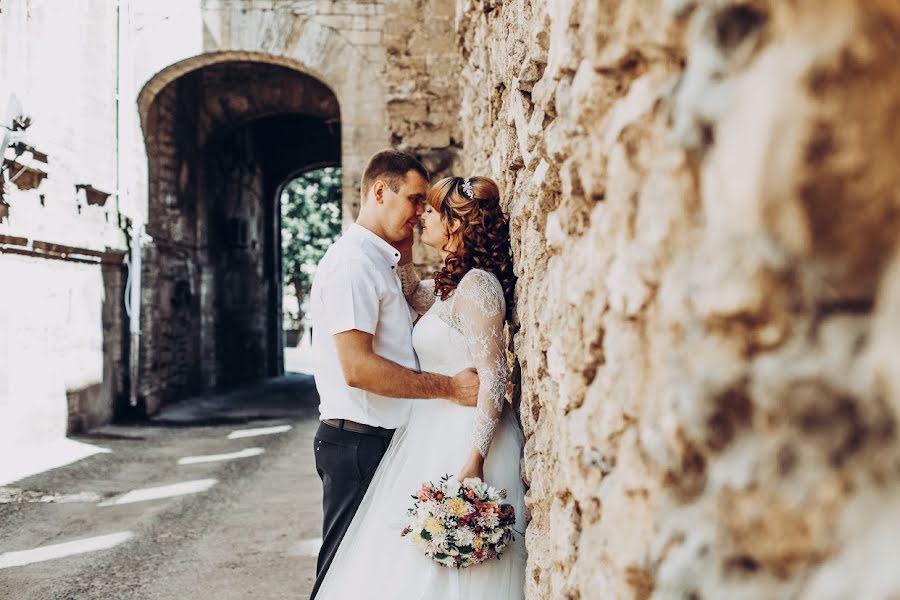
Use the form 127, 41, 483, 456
452, 270, 510, 479
398, 263, 437, 315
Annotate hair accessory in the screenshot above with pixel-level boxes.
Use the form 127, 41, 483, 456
461, 177, 474, 199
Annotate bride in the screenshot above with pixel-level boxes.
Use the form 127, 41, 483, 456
315, 176, 527, 599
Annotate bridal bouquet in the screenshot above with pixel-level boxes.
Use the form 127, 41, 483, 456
401, 474, 516, 568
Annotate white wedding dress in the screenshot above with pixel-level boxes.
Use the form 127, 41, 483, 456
315, 268, 527, 600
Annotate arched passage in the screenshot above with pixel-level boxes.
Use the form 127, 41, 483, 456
137, 60, 340, 411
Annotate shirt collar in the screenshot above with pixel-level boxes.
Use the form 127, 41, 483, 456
346, 223, 401, 266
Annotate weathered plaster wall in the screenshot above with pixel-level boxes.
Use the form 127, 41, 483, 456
454, 0, 900, 598
0, 0, 128, 446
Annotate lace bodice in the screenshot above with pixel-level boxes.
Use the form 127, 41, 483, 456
398, 265, 509, 459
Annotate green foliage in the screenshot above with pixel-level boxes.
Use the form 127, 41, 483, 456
281, 167, 342, 325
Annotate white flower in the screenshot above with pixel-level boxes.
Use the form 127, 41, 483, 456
479, 512, 500, 528
443, 477, 462, 497
453, 528, 475, 547
431, 502, 451, 519
464, 478, 488, 498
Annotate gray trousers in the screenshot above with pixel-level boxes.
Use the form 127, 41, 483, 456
309, 421, 393, 599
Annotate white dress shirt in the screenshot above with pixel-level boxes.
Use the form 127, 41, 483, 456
310, 224, 418, 429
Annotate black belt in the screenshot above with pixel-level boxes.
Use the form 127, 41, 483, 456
322, 418, 395, 439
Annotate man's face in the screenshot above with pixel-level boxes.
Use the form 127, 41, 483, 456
379, 170, 427, 242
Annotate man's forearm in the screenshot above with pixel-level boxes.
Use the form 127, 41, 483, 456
347, 352, 454, 400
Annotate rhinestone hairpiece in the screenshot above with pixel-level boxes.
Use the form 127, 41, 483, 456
461, 177, 474, 199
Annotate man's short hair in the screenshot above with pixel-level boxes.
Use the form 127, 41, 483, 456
360, 149, 429, 201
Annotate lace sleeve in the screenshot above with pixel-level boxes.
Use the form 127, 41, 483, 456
451, 269, 509, 459
397, 263, 437, 315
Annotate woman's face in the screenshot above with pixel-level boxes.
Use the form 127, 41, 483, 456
420, 203, 450, 252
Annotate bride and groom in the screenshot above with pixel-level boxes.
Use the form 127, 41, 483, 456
308, 149, 526, 599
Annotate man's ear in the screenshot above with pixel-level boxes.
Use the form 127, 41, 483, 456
372, 180, 386, 204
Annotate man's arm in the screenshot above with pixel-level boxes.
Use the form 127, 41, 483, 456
333, 329, 478, 406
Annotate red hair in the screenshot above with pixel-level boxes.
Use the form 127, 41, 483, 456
426, 176, 515, 320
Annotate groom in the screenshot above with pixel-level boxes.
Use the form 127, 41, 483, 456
308, 149, 480, 598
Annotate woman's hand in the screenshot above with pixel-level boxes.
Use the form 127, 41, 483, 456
457, 449, 485, 482
390, 231, 415, 265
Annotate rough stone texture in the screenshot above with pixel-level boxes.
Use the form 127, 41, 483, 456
382, 0, 464, 271
383, 0, 461, 170
455, 0, 900, 598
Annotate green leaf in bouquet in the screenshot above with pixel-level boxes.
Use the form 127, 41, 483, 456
420, 530, 432, 541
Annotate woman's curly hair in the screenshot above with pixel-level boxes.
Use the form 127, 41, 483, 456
427, 176, 516, 320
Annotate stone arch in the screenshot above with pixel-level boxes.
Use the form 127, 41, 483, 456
137, 57, 348, 412
137, 49, 371, 218
134, 16, 386, 219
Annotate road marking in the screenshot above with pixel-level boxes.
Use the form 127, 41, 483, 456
97, 479, 217, 507
178, 447, 265, 465
0, 532, 134, 569
287, 537, 323, 558
227, 425, 292, 439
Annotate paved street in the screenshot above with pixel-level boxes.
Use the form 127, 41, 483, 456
0, 370, 323, 600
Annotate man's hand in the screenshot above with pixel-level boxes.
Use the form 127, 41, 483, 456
390, 231, 415, 265
451, 368, 480, 407
333, 330, 480, 402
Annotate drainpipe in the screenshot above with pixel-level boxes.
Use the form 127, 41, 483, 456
127, 217, 144, 409
116, 0, 144, 409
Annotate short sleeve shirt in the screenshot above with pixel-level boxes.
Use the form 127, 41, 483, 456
309, 224, 417, 428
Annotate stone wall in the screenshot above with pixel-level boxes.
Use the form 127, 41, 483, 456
454, 0, 900, 598
382, 0, 464, 271
383, 0, 462, 173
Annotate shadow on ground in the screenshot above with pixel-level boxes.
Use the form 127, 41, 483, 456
149, 374, 320, 427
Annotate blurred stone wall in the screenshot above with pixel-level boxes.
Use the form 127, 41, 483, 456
383, 0, 463, 271
454, 0, 900, 598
